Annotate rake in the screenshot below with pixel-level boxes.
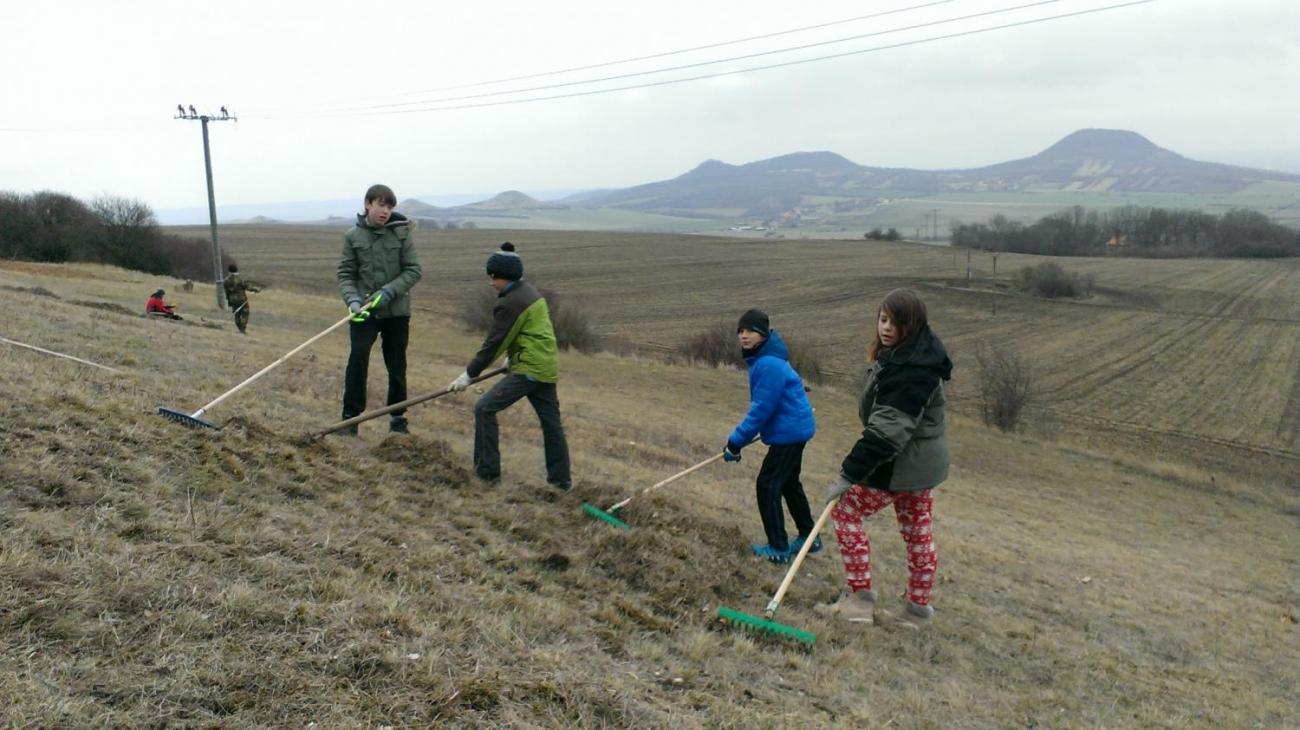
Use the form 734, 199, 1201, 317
716, 498, 838, 646
159, 296, 380, 430
582, 451, 728, 530
307, 366, 508, 438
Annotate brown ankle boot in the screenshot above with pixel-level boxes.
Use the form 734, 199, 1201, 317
814, 589, 877, 625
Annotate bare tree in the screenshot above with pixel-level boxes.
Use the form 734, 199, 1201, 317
975, 343, 1036, 432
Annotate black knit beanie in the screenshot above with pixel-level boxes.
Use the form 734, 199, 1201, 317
485, 242, 523, 280
737, 308, 770, 337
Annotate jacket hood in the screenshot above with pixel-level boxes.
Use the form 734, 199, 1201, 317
879, 324, 952, 380
744, 328, 790, 364
355, 210, 410, 229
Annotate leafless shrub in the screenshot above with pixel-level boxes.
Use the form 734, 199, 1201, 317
1015, 262, 1092, 299
782, 334, 827, 385
459, 286, 498, 332
680, 320, 743, 368
540, 288, 601, 353
676, 322, 824, 382
975, 343, 1036, 432
458, 284, 603, 353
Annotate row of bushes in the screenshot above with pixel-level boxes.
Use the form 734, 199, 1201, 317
0, 191, 228, 279
458, 290, 827, 384
952, 205, 1300, 258
458, 288, 1050, 434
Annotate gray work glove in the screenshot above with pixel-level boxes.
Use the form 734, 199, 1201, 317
826, 475, 853, 505
347, 299, 371, 322
378, 286, 396, 304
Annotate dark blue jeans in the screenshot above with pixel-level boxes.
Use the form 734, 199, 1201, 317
342, 316, 409, 419
756, 441, 815, 551
474, 374, 571, 485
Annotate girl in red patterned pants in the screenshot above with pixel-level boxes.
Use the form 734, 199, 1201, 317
816, 289, 951, 628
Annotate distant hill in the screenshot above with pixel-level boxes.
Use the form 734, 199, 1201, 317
398, 189, 567, 222
575, 129, 1300, 219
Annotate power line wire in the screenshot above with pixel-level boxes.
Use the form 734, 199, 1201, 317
309, 0, 1157, 119
257, 0, 968, 114
309, 0, 1064, 116
401, 0, 966, 94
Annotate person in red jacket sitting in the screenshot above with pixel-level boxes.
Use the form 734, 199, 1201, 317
145, 289, 182, 320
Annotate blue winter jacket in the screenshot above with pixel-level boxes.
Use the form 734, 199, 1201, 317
728, 329, 817, 448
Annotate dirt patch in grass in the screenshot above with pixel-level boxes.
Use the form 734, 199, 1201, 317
372, 436, 474, 487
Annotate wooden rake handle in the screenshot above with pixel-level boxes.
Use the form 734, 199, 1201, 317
309, 366, 508, 438
765, 497, 839, 618
192, 296, 386, 419
607, 451, 727, 513
192, 310, 355, 418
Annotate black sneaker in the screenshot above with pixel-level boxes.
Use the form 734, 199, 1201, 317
548, 480, 573, 492
389, 417, 409, 434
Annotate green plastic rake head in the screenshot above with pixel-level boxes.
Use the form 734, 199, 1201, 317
716, 606, 817, 646
582, 503, 630, 530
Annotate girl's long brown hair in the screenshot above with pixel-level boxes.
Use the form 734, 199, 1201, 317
867, 288, 929, 362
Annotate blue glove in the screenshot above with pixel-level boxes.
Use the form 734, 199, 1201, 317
722, 441, 743, 463
378, 286, 396, 304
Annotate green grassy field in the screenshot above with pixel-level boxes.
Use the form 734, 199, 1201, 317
1, 237, 1296, 725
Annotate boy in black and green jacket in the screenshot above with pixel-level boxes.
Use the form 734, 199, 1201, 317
448, 243, 571, 490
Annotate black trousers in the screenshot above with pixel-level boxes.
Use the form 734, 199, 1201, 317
473, 374, 571, 485
755, 441, 815, 551
342, 316, 409, 419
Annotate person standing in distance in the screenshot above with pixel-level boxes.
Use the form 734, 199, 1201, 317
448, 243, 571, 491
223, 263, 260, 334
336, 183, 422, 435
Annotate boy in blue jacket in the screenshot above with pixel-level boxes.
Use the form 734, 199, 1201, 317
724, 309, 819, 563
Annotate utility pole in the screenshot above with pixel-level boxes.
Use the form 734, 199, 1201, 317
931, 208, 940, 242
175, 104, 236, 309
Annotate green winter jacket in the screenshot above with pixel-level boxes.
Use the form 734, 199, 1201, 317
465, 279, 559, 383
840, 325, 952, 492
337, 211, 422, 319
222, 272, 257, 308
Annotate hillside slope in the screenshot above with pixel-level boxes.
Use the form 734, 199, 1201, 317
0, 262, 1295, 727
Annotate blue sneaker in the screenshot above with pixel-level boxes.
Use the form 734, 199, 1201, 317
751, 543, 792, 564
790, 534, 823, 555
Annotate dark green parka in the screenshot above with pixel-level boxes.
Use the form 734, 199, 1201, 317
840, 324, 952, 492
337, 211, 422, 318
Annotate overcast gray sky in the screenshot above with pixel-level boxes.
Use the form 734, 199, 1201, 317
2, 0, 1297, 213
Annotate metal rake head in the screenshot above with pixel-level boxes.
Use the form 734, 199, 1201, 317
158, 407, 221, 431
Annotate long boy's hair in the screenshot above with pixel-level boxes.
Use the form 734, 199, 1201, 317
867, 288, 928, 362
364, 184, 397, 207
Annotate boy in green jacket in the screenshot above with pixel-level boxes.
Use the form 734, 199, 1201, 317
337, 184, 422, 435
448, 243, 571, 490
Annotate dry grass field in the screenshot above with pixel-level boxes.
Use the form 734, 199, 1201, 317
1, 240, 1296, 726
208, 225, 1300, 484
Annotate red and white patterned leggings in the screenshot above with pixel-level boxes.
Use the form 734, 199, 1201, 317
831, 485, 937, 606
